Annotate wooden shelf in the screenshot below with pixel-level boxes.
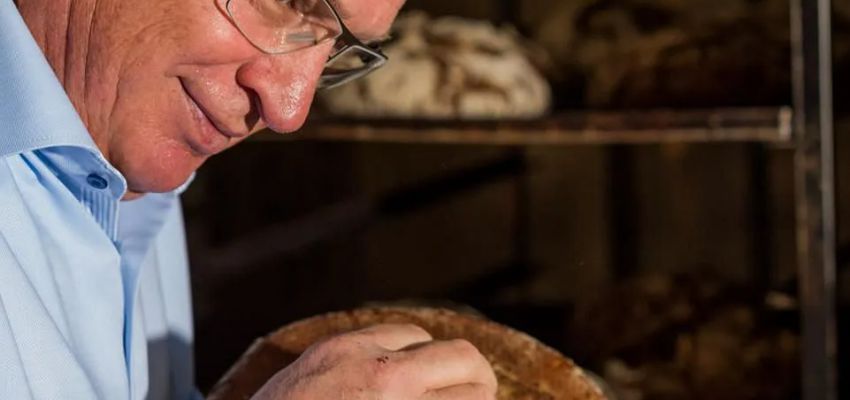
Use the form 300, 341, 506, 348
255, 107, 793, 145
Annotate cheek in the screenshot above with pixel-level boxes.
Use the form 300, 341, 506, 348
116, 0, 254, 71
172, 2, 258, 66
108, 78, 205, 192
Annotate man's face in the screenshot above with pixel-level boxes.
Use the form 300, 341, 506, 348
82, 0, 403, 194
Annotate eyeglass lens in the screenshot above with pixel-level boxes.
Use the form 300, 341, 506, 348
226, 0, 388, 89
226, 0, 342, 54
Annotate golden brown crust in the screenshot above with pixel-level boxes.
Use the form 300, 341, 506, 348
208, 307, 605, 400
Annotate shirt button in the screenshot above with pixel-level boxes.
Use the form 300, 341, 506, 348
86, 173, 109, 189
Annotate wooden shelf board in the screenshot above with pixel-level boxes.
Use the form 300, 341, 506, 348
254, 107, 793, 145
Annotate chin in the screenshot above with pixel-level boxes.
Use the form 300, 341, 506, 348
125, 170, 194, 194
114, 138, 205, 195
124, 162, 198, 194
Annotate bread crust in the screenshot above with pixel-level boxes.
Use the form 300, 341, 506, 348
208, 307, 605, 400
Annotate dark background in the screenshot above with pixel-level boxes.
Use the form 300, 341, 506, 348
184, 0, 850, 398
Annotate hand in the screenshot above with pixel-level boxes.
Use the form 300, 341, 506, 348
251, 323, 498, 400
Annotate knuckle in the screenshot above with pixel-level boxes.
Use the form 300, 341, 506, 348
364, 323, 431, 339
447, 338, 482, 358
398, 323, 431, 338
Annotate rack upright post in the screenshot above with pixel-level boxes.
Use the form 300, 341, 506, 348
791, 0, 838, 399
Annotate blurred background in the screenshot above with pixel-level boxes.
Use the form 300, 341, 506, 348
184, 0, 850, 398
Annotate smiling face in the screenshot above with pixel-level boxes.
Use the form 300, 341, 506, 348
31, 0, 403, 195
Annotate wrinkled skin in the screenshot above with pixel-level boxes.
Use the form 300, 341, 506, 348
17, 0, 401, 198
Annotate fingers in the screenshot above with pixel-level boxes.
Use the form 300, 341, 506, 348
422, 383, 496, 400
396, 339, 498, 393
350, 323, 433, 351
268, 324, 498, 400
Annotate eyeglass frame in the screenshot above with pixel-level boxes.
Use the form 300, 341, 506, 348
222, 0, 389, 90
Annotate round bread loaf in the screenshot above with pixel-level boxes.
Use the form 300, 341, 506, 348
208, 307, 606, 400
319, 12, 552, 119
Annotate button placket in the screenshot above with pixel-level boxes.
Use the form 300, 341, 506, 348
80, 171, 120, 241
86, 173, 109, 190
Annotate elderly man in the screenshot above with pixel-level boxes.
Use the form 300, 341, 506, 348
0, 0, 497, 398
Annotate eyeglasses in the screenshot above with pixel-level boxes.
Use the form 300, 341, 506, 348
222, 0, 388, 90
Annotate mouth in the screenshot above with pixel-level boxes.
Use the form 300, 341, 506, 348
179, 79, 243, 156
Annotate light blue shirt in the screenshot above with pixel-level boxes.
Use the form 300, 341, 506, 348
0, 0, 200, 399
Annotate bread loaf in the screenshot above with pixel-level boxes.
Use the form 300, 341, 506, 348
319, 12, 552, 119
208, 307, 605, 400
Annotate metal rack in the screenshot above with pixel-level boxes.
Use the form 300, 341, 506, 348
252, 0, 838, 398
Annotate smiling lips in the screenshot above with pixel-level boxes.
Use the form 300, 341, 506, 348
179, 79, 251, 156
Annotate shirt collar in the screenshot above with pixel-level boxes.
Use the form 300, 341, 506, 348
0, 0, 98, 157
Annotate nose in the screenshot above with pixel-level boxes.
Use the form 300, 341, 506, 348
235, 42, 333, 133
